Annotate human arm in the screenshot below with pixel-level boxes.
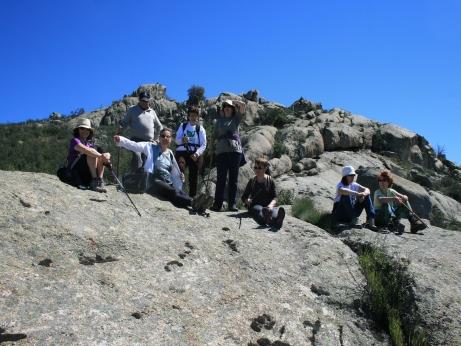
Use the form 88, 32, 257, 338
241, 179, 253, 207
113, 135, 150, 156
378, 189, 408, 204
193, 126, 207, 159
266, 179, 277, 209
152, 112, 163, 143
175, 124, 185, 146
73, 141, 110, 163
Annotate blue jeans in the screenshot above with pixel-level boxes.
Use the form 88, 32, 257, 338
375, 203, 411, 227
214, 152, 241, 208
250, 205, 280, 226
332, 195, 376, 223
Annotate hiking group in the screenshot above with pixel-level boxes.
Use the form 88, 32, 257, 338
60, 91, 286, 229
60, 91, 427, 233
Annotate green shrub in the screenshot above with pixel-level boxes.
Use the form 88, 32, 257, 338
262, 108, 291, 128
358, 247, 426, 346
291, 197, 331, 230
272, 132, 287, 159
277, 189, 294, 205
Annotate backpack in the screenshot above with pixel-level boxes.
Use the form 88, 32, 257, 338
180, 122, 201, 152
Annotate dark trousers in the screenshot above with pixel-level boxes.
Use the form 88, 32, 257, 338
176, 152, 203, 197
250, 205, 280, 226
148, 179, 192, 208
332, 195, 376, 223
375, 203, 411, 227
71, 154, 92, 186
130, 137, 148, 173
214, 152, 241, 208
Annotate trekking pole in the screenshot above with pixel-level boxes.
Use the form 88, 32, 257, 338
391, 191, 429, 228
399, 201, 429, 228
115, 119, 121, 176
104, 162, 142, 217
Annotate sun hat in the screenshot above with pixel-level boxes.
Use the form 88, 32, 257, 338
222, 99, 235, 108
74, 118, 93, 131
342, 165, 356, 177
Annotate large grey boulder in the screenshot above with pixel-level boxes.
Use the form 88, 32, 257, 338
322, 123, 364, 151
241, 126, 277, 161
280, 121, 324, 159
343, 227, 461, 346
429, 190, 461, 226
0, 170, 388, 345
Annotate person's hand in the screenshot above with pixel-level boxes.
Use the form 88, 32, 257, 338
102, 153, 111, 162
180, 172, 185, 182
394, 196, 404, 205
113, 135, 120, 143
191, 153, 198, 162
182, 136, 189, 144
245, 198, 252, 207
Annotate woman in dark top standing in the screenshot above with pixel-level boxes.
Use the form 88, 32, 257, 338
241, 157, 285, 228
211, 99, 246, 211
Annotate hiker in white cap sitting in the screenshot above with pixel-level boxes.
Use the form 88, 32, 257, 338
331, 165, 377, 230
66, 118, 110, 192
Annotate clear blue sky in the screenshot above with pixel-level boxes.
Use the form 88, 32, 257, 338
1, 0, 460, 163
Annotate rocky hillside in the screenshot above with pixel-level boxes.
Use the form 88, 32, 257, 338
1, 83, 460, 229
1, 170, 460, 345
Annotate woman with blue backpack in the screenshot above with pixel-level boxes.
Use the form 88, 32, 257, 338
175, 106, 207, 197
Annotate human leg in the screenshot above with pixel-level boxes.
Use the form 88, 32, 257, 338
185, 155, 199, 197
212, 153, 228, 210
249, 205, 266, 225
227, 152, 242, 210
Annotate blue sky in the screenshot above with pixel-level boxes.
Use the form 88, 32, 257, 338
1, 0, 460, 163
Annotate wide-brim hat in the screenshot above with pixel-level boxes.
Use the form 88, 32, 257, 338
74, 118, 93, 131
342, 165, 356, 177
222, 99, 236, 108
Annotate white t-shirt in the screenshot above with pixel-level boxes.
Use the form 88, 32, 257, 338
175, 122, 207, 156
334, 181, 362, 205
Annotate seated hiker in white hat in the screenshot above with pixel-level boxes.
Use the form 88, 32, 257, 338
241, 156, 285, 229
331, 165, 377, 230
374, 171, 426, 234
65, 118, 110, 192
114, 128, 203, 210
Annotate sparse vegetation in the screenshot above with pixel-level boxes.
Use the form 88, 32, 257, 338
261, 108, 291, 128
277, 189, 294, 205
291, 197, 331, 230
187, 85, 205, 106
272, 131, 287, 159
357, 246, 426, 346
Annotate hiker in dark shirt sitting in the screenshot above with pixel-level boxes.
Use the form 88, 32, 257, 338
65, 118, 110, 192
241, 157, 285, 228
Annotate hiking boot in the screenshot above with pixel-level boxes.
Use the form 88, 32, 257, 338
273, 207, 286, 229
410, 219, 427, 233
210, 204, 222, 212
349, 217, 362, 229
90, 178, 106, 193
390, 218, 405, 235
228, 204, 239, 212
365, 218, 378, 232
262, 207, 272, 225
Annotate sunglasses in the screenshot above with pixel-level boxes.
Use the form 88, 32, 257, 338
254, 166, 264, 170
160, 134, 171, 138
378, 179, 387, 182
